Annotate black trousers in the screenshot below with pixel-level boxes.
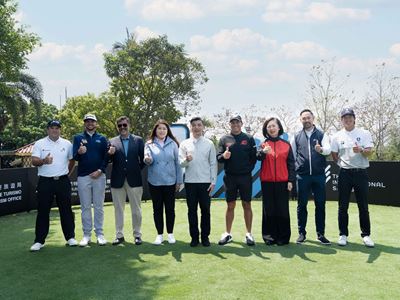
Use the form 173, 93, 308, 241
35, 176, 75, 244
185, 183, 211, 241
338, 168, 371, 237
148, 183, 176, 234
261, 181, 291, 244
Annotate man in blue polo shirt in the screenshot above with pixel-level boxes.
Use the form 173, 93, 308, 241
73, 114, 109, 246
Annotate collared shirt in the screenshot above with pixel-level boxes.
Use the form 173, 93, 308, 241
179, 136, 218, 184
331, 127, 373, 169
32, 136, 72, 177
121, 137, 129, 157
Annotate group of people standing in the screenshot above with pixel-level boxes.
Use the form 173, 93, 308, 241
29, 107, 375, 252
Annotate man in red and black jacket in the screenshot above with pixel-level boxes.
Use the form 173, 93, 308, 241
217, 115, 257, 246
257, 117, 295, 245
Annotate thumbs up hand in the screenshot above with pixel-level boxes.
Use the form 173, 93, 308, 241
78, 141, 87, 154
43, 152, 53, 164
262, 143, 272, 154
108, 144, 116, 155
314, 139, 322, 153
223, 146, 231, 160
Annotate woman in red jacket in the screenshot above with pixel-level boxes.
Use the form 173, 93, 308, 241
257, 117, 295, 245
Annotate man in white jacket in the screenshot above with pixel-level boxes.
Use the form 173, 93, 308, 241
179, 117, 217, 247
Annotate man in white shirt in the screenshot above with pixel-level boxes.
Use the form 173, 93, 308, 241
331, 108, 374, 248
30, 120, 77, 251
179, 117, 217, 247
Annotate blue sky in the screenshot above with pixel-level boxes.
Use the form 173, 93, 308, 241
17, 0, 400, 115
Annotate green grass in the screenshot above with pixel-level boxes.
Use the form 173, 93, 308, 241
0, 200, 399, 299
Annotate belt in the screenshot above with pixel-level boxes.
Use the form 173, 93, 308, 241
341, 168, 366, 172
39, 175, 68, 180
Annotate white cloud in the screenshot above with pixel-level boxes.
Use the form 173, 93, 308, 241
279, 41, 329, 59
141, 0, 203, 20
28, 42, 107, 64
389, 43, 400, 56
263, 1, 370, 23
133, 26, 159, 41
236, 59, 259, 71
14, 11, 24, 22
190, 28, 276, 52
125, 0, 262, 20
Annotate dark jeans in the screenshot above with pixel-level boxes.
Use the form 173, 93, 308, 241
185, 183, 211, 241
297, 174, 326, 236
261, 181, 291, 244
35, 176, 75, 244
148, 183, 176, 234
338, 168, 371, 237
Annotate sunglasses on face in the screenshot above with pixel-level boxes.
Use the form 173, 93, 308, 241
117, 123, 128, 128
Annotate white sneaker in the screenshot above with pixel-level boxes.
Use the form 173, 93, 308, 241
79, 236, 91, 247
245, 233, 255, 246
338, 235, 347, 246
167, 233, 176, 244
97, 235, 107, 246
362, 236, 374, 248
30, 242, 44, 252
153, 234, 163, 245
66, 238, 78, 247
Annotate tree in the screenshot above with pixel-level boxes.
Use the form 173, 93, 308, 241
355, 63, 400, 160
1, 101, 58, 148
0, 0, 41, 132
269, 104, 299, 135
0, 72, 43, 133
57, 93, 123, 140
104, 34, 208, 138
305, 58, 353, 133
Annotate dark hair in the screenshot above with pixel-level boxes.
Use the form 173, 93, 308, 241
116, 116, 130, 125
149, 119, 179, 146
189, 117, 203, 125
262, 117, 284, 138
300, 109, 314, 116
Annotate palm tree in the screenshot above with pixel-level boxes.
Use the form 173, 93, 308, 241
0, 72, 43, 133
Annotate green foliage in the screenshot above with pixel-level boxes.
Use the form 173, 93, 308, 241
1, 101, 58, 148
0, 0, 41, 132
104, 34, 208, 138
0, 0, 40, 87
57, 92, 123, 140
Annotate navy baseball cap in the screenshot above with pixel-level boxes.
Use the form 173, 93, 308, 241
47, 120, 61, 128
229, 115, 242, 123
340, 108, 355, 118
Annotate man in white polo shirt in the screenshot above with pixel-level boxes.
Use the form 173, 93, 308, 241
30, 120, 77, 251
331, 108, 374, 248
179, 117, 218, 247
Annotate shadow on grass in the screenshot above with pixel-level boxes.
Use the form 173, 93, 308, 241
325, 241, 400, 263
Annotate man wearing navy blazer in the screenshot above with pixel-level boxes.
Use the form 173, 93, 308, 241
108, 116, 145, 245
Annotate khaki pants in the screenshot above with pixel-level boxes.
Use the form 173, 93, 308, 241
111, 180, 143, 238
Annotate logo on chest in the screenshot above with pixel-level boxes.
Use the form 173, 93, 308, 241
240, 140, 248, 146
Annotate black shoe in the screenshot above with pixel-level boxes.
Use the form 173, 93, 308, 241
218, 234, 232, 245
201, 238, 210, 247
277, 240, 289, 246
296, 233, 306, 244
135, 237, 142, 245
317, 235, 331, 245
190, 239, 199, 247
263, 238, 276, 246
112, 237, 125, 245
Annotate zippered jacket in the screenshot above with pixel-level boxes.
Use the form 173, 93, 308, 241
291, 127, 330, 176
257, 137, 295, 183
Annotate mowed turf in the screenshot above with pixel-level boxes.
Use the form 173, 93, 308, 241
0, 200, 399, 299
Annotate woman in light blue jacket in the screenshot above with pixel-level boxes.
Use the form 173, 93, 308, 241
144, 119, 183, 245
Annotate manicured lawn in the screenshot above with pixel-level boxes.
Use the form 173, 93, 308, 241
0, 200, 399, 299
